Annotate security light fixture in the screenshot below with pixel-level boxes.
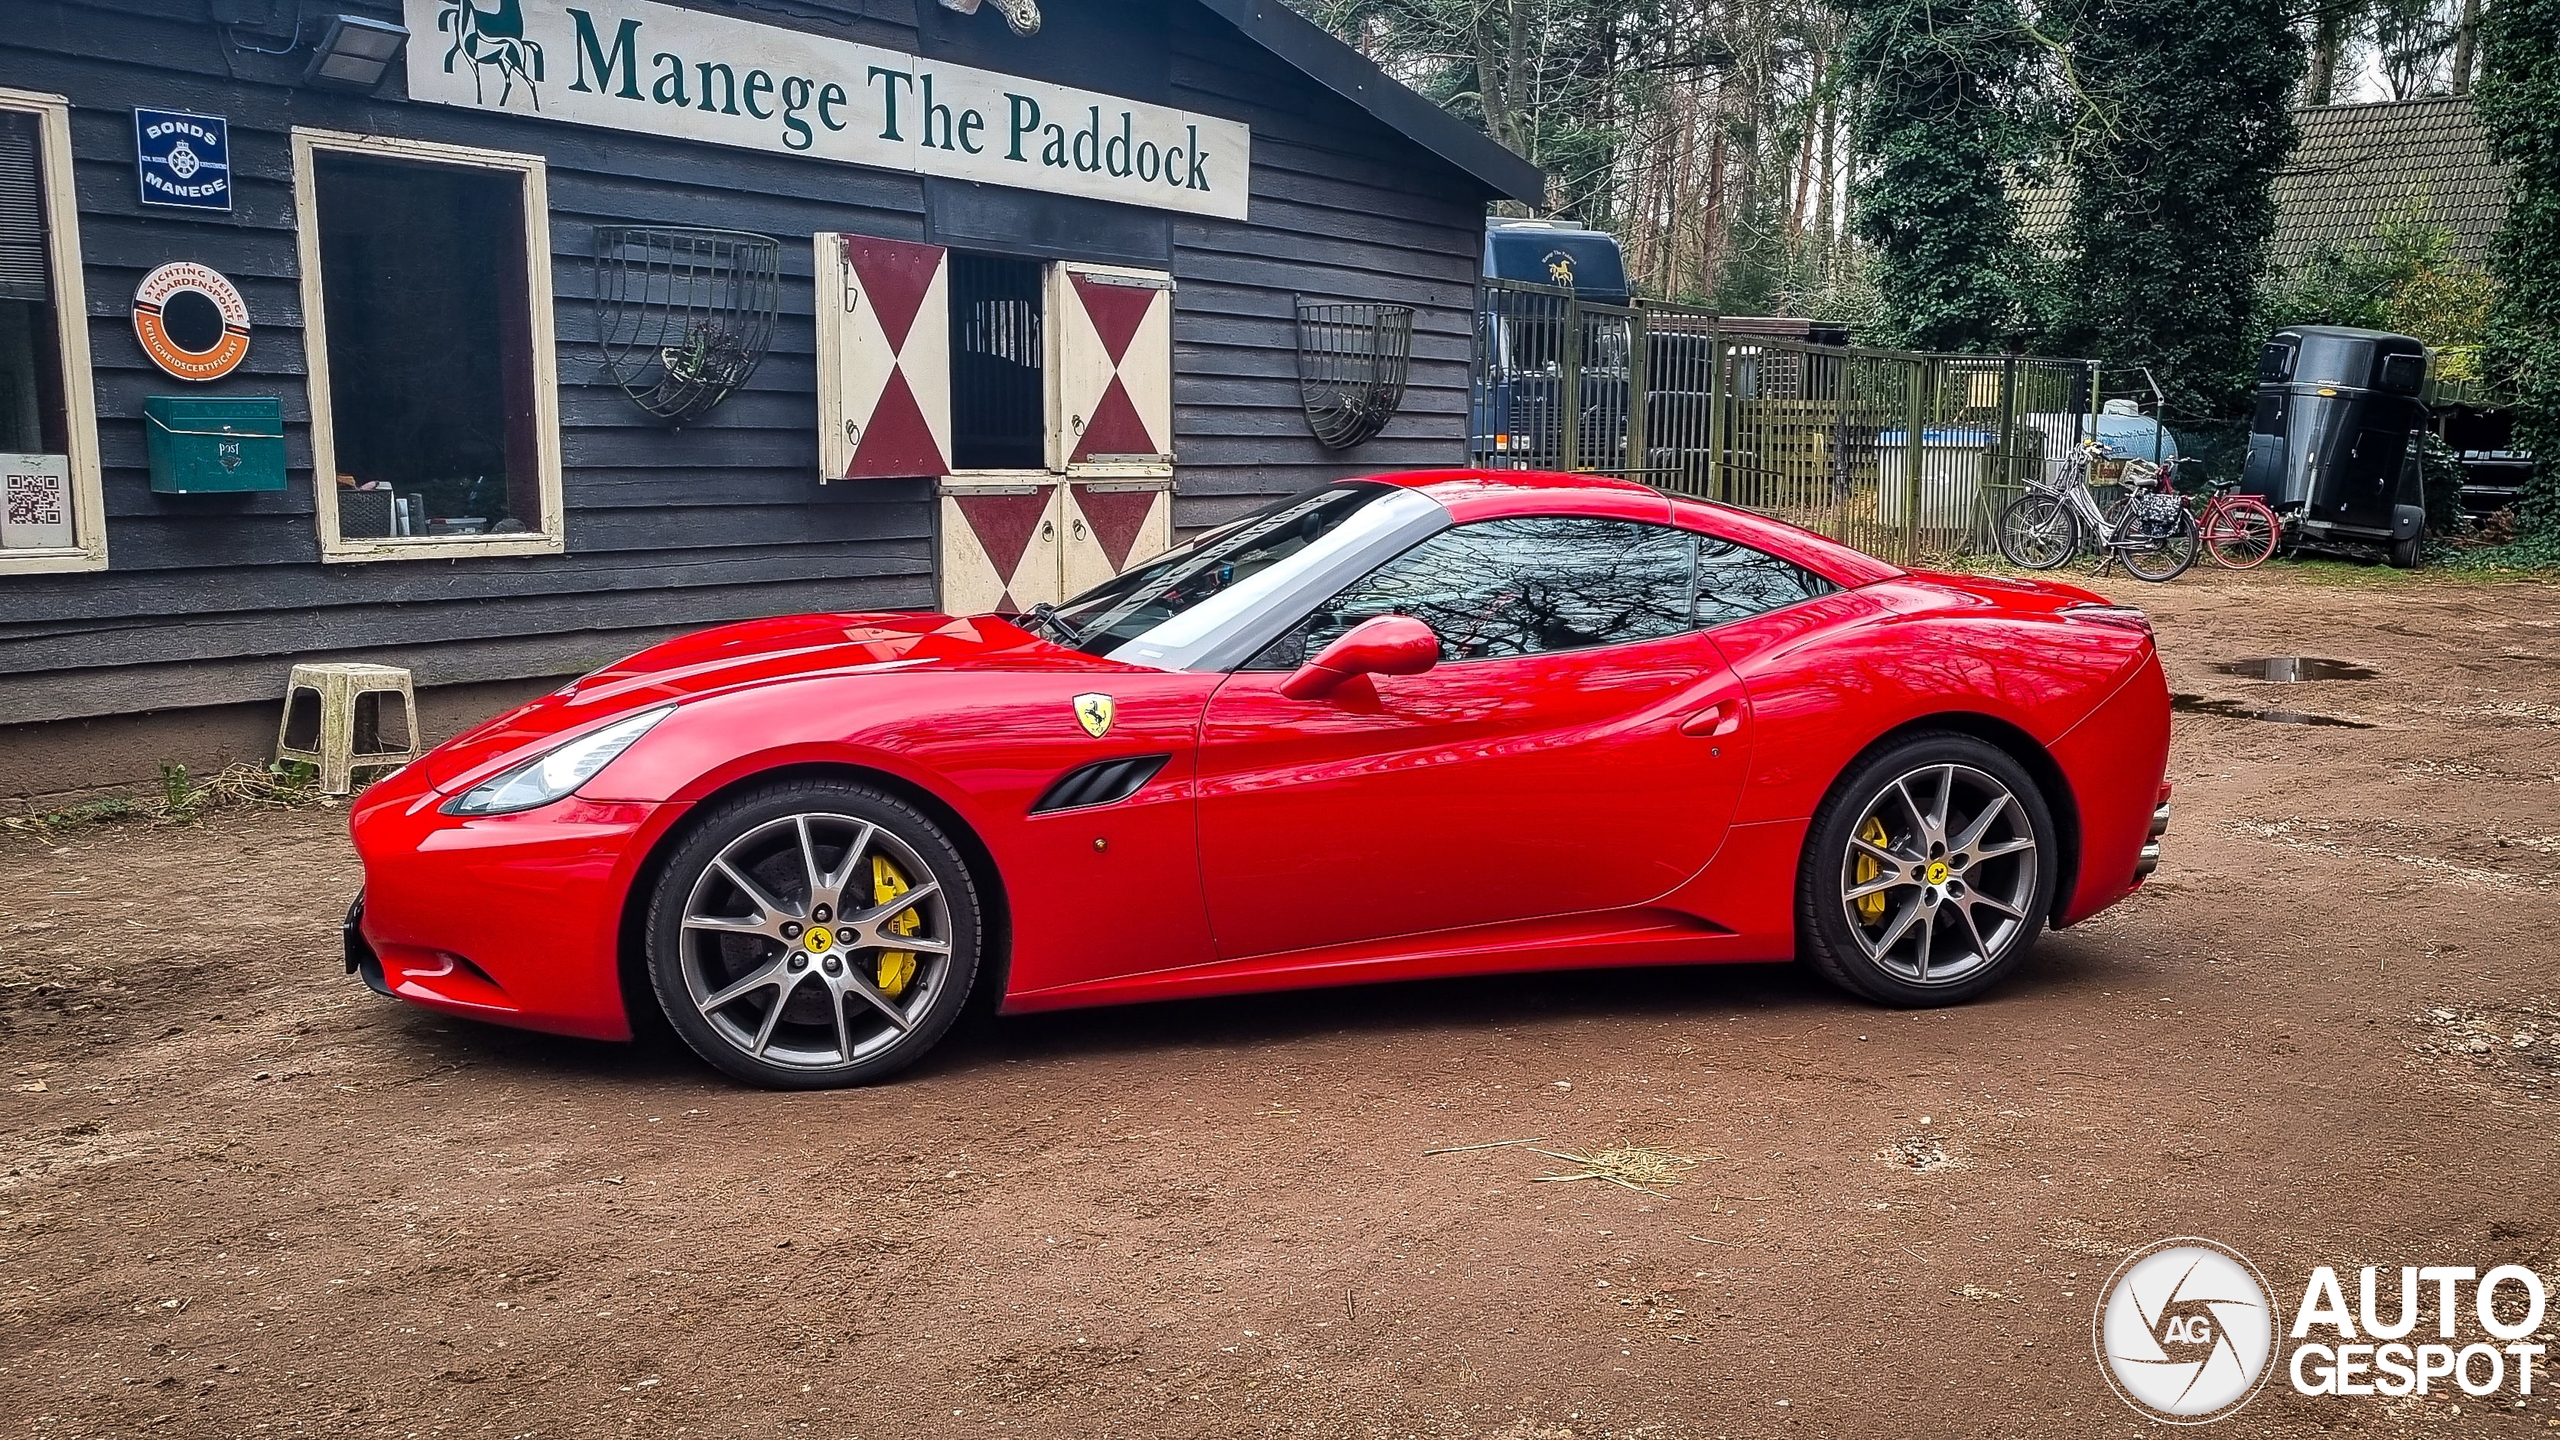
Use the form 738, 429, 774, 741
301, 14, 410, 93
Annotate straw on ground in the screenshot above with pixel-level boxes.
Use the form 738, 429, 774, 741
1427, 1137, 1715, 1199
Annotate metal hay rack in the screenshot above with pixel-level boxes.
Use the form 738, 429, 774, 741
593, 226, 781, 425
1295, 297, 1414, 450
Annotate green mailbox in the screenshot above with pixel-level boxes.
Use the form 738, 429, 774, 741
144, 396, 286, 494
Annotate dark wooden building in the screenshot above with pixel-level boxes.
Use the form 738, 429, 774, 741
0, 0, 1539, 804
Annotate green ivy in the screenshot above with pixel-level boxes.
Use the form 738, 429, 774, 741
2259, 206, 2499, 361
1839, 0, 2043, 352
2052, 0, 2302, 425
2476, 0, 2560, 538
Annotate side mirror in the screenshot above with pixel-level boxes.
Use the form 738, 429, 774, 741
1279, 615, 1440, 700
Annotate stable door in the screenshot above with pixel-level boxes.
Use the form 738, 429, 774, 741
939, 480, 1172, 615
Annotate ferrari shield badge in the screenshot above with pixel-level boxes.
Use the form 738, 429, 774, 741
1073, 693, 1114, 738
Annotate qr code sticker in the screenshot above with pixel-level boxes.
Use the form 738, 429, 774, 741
6, 471, 67, 529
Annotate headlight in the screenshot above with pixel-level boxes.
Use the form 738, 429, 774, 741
440, 706, 674, 816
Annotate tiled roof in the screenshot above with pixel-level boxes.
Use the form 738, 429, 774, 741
2011, 96, 2514, 270
2272, 96, 2511, 268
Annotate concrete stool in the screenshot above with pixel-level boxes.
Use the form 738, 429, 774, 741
277, 663, 419, 795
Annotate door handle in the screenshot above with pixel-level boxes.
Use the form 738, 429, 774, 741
1680, 701, 1742, 738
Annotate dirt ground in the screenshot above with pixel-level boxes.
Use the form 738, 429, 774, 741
6, 564, 2560, 1440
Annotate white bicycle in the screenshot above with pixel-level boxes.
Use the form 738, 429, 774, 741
1995, 441, 2199, 582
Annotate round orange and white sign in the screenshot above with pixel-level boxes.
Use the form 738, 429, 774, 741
133, 261, 251, 382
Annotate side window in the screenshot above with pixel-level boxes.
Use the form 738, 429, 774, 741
1254, 516, 1695, 668
296, 130, 561, 561
1693, 536, 1834, 628
0, 91, 103, 574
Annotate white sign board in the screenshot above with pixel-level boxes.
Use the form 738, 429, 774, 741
1, 453, 75, 551
403, 0, 1252, 220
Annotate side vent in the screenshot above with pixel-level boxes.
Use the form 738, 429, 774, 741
1031, 754, 1170, 814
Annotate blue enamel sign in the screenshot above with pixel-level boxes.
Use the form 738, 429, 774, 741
135, 108, 232, 212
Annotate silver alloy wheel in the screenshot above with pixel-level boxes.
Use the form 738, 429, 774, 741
677, 812, 954, 1070
1838, 763, 2039, 987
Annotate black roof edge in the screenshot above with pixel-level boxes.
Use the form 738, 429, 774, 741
1191, 0, 1547, 205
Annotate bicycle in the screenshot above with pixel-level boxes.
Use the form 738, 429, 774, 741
2161, 458, 2282, 569
1995, 440, 2200, 582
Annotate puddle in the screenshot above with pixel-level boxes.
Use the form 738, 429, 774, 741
2171, 693, 2377, 728
2213, 657, 2379, 682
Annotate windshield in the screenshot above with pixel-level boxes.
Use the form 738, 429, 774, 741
1039, 482, 1414, 663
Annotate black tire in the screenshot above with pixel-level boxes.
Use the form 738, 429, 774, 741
1996, 493, 2079, 569
2388, 534, 2422, 569
644, 778, 983, 1088
2117, 503, 2199, 582
1797, 733, 2061, 1008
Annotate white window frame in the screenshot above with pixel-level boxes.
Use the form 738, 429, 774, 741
292, 128, 564, 563
0, 87, 106, 576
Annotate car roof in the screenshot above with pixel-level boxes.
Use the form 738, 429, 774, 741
1361, 468, 1904, 587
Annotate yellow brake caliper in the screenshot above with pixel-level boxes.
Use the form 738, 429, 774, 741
871, 854, 922, 998
1854, 817, 1891, 925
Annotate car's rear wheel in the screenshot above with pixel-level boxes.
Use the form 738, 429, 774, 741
1798, 734, 2058, 1007
645, 778, 981, 1088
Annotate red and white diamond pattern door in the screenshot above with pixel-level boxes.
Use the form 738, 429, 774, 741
1049, 263, 1173, 476
814, 234, 952, 482
1061, 483, 1172, 597
939, 484, 1063, 617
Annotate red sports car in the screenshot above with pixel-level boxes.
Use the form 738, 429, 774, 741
347, 470, 2172, 1088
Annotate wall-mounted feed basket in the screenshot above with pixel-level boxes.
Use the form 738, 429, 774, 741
594, 226, 781, 425
1295, 298, 1414, 450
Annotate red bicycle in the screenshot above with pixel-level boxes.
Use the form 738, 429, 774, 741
2137, 458, 2280, 569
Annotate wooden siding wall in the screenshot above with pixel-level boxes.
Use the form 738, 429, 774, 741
0, 0, 1486, 729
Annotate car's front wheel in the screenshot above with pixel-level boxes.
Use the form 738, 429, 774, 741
644, 778, 983, 1088
1798, 734, 2059, 1007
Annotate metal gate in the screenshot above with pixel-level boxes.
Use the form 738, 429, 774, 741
1471, 279, 2106, 563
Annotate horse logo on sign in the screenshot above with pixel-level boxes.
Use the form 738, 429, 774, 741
439, 0, 546, 109
937, 0, 1043, 37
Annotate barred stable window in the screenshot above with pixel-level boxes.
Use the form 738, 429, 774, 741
293, 130, 562, 561
0, 89, 104, 575
948, 252, 1046, 471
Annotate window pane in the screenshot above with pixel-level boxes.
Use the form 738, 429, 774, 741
1693, 536, 1833, 628
1276, 517, 1695, 666
0, 109, 76, 553
315, 153, 537, 540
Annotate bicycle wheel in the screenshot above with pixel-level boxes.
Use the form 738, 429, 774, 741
2204, 499, 2279, 569
2118, 504, 2200, 582
1997, 493, 2079, 569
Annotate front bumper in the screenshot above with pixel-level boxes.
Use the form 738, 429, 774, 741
346, 764, 686, 1041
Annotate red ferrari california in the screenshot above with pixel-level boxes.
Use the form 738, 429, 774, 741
347, 470, 2171, 1088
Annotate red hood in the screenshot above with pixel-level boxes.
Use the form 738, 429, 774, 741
421, 611, 1127, 788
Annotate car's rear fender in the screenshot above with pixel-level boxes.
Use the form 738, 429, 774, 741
1709, 587, 2149, 828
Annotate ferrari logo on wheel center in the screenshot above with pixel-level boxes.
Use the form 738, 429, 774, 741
1073, 693, 1114, 738
1925, 860, 1951, 885
803, 926, 835, 953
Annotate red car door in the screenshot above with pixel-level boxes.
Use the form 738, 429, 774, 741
1192, 516, 1753, 961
